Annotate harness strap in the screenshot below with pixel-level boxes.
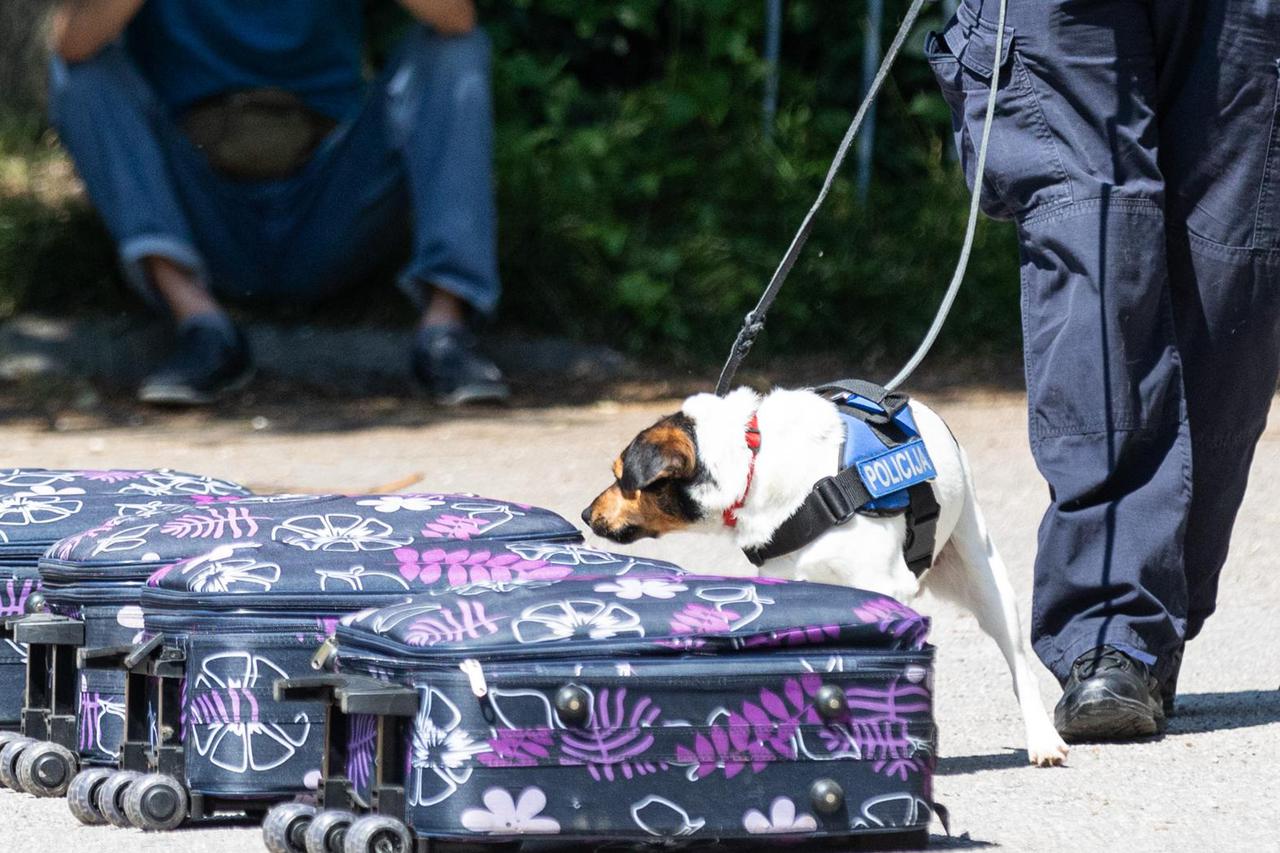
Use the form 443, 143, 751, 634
815, 379, 909, 423
743, 465, 872, 566
743, 470, 938, 575
903, 481, 941, 576
742, 380, 939, 574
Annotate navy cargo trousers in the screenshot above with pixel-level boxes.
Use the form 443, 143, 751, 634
928, 0, 1280, 684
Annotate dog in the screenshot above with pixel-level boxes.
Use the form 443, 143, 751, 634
583, 386, 1069, 766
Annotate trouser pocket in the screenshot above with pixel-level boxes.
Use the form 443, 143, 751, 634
925, 16, 1069, 221
1254, 62, 1280, 249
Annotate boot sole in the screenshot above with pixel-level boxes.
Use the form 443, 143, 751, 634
1056, 690, 1164, 743
137, 366, 255, 407
438, 383, 511, 407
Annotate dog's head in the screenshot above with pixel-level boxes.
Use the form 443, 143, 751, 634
581, 412, 705, 543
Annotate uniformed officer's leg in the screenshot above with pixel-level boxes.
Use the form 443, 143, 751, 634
931, 0, 1190, 738
1156, 1, 1280, 657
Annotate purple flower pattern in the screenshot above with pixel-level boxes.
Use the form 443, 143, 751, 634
158, 506, 263, 539
404, 600, 502, 647
0, 578, 34, 617
557, 688, 663, 782
853, 596, 930, 649
346, 714, 377, 793
674, 676, 820, 780
189, 687, 261, 725
421, 514, 490, 540
478, 728, 555, 769
70, 470, 142, 483
393, 548, 572, 589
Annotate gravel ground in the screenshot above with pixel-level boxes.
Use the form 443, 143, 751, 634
0, 389, 1276, 852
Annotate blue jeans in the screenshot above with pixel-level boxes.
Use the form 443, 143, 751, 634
47, 27, 500, 315
929, 0, 1280, 682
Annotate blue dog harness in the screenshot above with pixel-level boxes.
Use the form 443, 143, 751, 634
742, 379, 941, 574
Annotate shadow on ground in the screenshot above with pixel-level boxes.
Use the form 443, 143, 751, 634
937, 689, 1280, 774
1166, 689, 1280, 735
0, 315, 1027, 433
936, 750, 1029, 776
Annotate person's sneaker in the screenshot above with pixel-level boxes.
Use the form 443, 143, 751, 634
137, 315, 254, 406
1054, 645, 1166, 742
1161, 643, 1184, 718
411, 324, 510, 405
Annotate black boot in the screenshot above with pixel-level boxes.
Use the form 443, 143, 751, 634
138, 314, 254, 406
411, 324, 509, 405
1054, 645, 1166, 742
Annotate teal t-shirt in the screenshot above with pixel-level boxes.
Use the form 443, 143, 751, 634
125, 0, 365, 120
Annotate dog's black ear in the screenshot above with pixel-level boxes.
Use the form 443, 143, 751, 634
619, 415, 697, 491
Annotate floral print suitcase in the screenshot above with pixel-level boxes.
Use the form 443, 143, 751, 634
64, 494, 683, 834
0, 468, 249, 772
27, 490, 579, 806
268, 575, 938, 853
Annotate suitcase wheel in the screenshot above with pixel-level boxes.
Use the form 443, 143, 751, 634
95, 769, 143, 828
67, 767, 114, 825
263, 802, 318, 853
343, 814, 412, 853
16, 740, 78, 797
0, 736, 33, 791
124, 772, 189, 831
305, 809, 357, 853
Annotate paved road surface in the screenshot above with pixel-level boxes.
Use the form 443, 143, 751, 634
1, 390, 1276, 852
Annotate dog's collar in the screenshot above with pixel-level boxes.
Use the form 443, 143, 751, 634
722, 413, 761, 528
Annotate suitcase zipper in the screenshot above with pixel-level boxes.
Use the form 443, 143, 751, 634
36, 529, 584, 587
459, 658, 488, 697
337, 645, 931, 679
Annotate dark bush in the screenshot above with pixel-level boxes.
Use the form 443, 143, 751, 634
0, 0, 1022, 364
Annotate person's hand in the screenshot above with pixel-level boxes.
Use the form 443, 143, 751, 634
398, 0, 476, 36
51, 0, 147, 62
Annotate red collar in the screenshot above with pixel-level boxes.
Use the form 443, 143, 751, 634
723, 413, 761, 528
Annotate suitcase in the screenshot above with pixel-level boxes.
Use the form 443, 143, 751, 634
270, 575, 938, 852
9, 493, 284, 798
0, 468, 249, 746
66, 494, 665, 832
20, 490, 580, 805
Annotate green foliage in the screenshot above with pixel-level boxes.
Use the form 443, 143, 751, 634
0, 1, 1023, 363
475, 0, 1021, 361
0, 113, 121, 318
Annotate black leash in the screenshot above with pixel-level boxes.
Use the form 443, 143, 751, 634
714, 0, 931, 397
716, 0, 1009, 395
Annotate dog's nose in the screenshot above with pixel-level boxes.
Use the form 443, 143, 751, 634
580, 507, 593, 525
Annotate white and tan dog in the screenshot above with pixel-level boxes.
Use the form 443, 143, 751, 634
583, 386, 1069, 766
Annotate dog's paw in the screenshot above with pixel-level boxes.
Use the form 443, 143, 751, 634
1027, 730, 1069, 767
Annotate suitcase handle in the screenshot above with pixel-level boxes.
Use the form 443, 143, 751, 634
274, 675, 418, 717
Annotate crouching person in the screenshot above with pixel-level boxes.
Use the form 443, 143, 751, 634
49, 0, 508, 405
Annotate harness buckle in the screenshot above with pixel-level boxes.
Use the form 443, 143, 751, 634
814, 476, 858, 524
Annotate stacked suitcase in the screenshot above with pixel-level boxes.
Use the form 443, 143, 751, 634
1, 472, 941, 850
0, 468, 250, 757
13, 491, 318, 798
62, 493, 681, 831
270, 574, 938, 852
